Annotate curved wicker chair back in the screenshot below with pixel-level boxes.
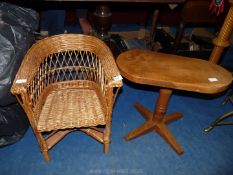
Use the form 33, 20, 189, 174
11, 34, 123, 161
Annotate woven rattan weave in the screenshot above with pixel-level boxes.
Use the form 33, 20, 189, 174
11, 34, 123, 161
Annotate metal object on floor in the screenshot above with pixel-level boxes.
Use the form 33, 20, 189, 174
204, 89, 233, 132
204, 111, 233, 132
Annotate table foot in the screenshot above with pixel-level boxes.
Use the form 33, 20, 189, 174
164, 112, 183, 124
125, 101, 184, 155
124, 121, 155, 141
124, 119, 184, 155
154, 123, 184, 155
134, 102, 153, 120
134, 103, 183, 124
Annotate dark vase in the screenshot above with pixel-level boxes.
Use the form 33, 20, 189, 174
93, 6, 112, 41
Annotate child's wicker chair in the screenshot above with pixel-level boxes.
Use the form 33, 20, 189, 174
11, 34, 123, 161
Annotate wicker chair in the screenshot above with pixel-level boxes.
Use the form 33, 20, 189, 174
11, 34, 123, 161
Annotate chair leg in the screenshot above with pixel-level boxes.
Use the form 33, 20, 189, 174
34, 131, 51, 161
103, 142, 110, 153
103, 125, 111, 153
42, 150, 51, 161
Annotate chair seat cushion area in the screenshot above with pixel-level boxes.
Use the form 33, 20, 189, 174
37, 88, 106, 132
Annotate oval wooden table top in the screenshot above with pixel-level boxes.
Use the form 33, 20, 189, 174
116, 49, 232, 94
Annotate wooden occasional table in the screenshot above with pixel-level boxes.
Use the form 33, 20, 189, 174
116, 49, 232, 154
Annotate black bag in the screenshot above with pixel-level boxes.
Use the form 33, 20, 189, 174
0, 2, 38, 105
0, 2, 38, 146
0, 103, 29, 147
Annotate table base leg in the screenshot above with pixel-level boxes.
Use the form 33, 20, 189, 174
124, 89, 184, 155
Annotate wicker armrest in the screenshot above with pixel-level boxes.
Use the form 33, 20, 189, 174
11, 77, 27, 95
107, 75, 123, 87
11, 51, 39, 95
11, 65, 34, 95
96, 45, 123, 88
11, 34, 45, 95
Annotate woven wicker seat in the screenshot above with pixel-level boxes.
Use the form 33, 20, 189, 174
37, 87, 106, 132
11, 34, 123, 161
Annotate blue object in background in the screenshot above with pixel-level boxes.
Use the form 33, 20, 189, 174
40, 9, 65, 35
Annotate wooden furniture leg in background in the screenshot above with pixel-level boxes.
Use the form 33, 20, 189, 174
148, 9, 160, 50
124, 89, 184, 155
209, 0, 233, 64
